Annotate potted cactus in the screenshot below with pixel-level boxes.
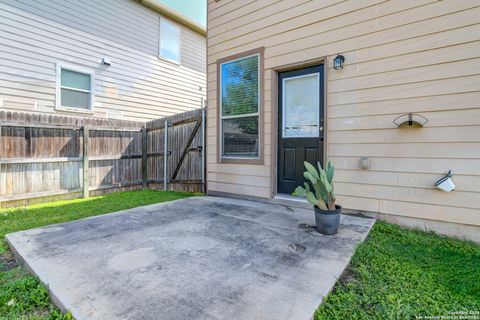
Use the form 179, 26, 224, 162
293, 161, 341, 235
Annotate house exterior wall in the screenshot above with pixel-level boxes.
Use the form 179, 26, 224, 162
207, 0, 480, 228
0, 0, 206, 122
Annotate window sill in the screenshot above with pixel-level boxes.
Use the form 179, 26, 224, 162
55, 106, 94, 115
219, 157, 263, 165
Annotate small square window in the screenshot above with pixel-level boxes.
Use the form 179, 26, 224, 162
56, 64, 93, 112
159, 18, 181, 63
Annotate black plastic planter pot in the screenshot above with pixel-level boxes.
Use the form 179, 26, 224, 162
314, 205, 342, 235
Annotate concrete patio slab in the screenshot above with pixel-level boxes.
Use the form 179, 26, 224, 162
6, 196, 375, 320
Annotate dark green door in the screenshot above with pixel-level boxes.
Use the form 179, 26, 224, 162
277, 65, 324, 194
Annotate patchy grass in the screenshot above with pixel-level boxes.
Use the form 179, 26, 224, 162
0, 268, 73, 320
315, 221, 480, 320
0, 189, 199, 319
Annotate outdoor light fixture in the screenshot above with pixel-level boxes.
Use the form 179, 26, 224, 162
435, 170, 455, 192
101, 57, 112, 66
393, 113, 428, 128
333, 54, 345, 70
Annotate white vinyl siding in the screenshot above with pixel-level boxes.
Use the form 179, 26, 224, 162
0, 0, 206, 121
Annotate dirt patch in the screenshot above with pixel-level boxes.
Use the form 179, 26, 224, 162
298, 223, 316, 233
0, 252, 18, 272
338, 265, 357, 286
288, 243, 306, 253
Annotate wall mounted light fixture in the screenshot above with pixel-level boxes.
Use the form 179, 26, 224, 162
333, 54, 345, 70
435, 170, 455, 192
101, 57, 112, 66
393, 113, 428, 128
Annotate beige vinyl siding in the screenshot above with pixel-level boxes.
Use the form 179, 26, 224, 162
0, 0, 206, 121
207, 0, 480, 226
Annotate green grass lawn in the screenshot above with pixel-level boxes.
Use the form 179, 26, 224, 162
0, 189, 198, 320
1, 192, 478, 320
315, 221, 480, 320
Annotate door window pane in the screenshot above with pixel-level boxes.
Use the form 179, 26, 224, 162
282, 74, 319, 138
61, 69, 90, 91
221, 55, 258, 116
222, 117, 259, 157
159, 18, 181, 63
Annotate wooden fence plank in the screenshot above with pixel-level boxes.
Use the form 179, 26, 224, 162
0, 188, 83, 202
0, 157, 83, 164
164, 120, 169, 190
142, 127, 147, 189
89, 155, 142, 161
83, 126, 89, 198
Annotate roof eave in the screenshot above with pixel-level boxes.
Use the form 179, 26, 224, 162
137, 0, 206, 36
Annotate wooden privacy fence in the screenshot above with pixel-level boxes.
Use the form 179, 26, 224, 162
0, 108, 205, 208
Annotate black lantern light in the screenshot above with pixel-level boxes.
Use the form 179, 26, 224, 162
333, 54, 345, 70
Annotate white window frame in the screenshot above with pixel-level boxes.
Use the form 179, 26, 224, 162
55, 63, 94, 114
282, 73, 320, 138
219, 53, 260, 160
158, 17, 181, 64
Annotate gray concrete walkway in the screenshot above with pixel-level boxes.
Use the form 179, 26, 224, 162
6, 196, 375, 320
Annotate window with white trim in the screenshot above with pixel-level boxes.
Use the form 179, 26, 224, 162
56, 65, 93, 111
159, 18, 181, 63
220, 54, 259, 158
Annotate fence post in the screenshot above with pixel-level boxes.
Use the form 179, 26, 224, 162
201, 99, 206, 193
163, 120, 168, 191
141, 127, 148, 189
82, 126, 89, 198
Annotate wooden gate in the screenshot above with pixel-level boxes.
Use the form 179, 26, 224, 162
145, 108, 205, 193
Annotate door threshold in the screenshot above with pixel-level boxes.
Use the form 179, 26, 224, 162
272, 193, 310, 209
274, 193, 307, 202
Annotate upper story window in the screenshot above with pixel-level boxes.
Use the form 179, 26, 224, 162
219, 52, 261, 160
159, 18, 181, 63
56, 64, 94, 112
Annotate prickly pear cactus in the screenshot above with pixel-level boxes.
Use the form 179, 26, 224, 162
293, 160, 336, 210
